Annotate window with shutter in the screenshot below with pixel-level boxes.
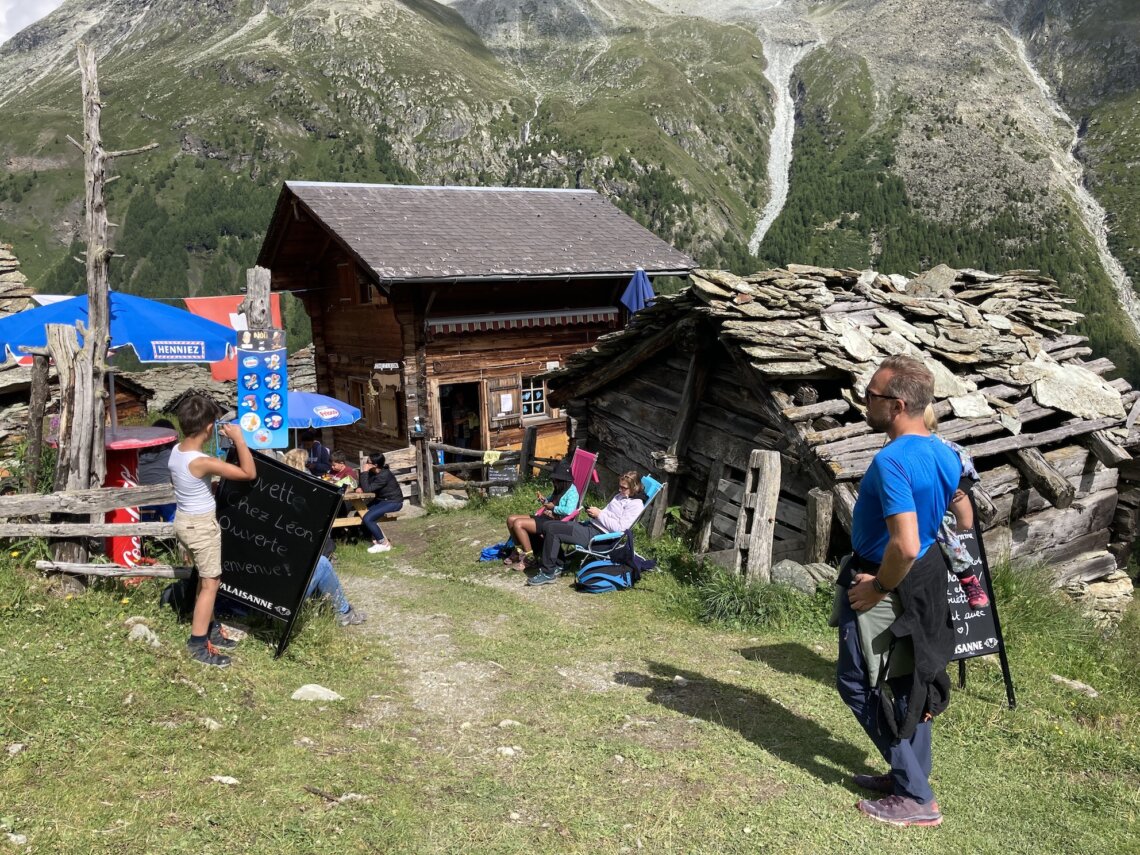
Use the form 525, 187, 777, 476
486, 375, 521, 430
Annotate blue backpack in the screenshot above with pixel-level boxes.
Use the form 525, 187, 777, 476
575, 559, 640, 594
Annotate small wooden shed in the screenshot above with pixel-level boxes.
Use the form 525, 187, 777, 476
547, 264, 1140, 591
257, 181, 695, 463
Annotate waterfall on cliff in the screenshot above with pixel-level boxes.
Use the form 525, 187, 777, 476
748, 40, 813, 255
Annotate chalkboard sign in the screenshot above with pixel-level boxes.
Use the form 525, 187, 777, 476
216, 451, 342, 656
487, 460, 517, 497
948, 528, 1001, 661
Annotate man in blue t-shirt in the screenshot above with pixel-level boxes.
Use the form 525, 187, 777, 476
838, 354, 960, 828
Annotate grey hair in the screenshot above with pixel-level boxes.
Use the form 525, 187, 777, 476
878, 355, 935, 413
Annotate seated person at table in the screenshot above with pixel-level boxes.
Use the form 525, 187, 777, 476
503, 459, 578, 570
358, 452, 404, 554
328, 451, 358, 488
282, 451, 366, 626
527, 471, 644, 587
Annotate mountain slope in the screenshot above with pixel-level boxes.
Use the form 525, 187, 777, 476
0, 0, 774, 297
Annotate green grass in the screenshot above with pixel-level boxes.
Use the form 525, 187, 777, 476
2, 494, 1138, 852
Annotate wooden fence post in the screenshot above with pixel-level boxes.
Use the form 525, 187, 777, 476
734, 450, 780, 584
24, 354, 50, 492
520, 426, 537, 480
804, 487, 833, 565
417, 435, 436, 503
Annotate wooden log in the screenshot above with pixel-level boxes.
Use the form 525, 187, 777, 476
1052, 551, 1119, 585
832, 482, 858, 533
960, 416, 1122, 459
736, 450, 780, 584
1007, 488, 1117, 559
1010, 448, 1076, 509
0, 484, 175, 518
434, 457, 519, 474
668, 349, 709, 458
972, 485, 998, 527
695, 460, 725, 553
440, 478, 517, 489
1087, 430, 1131, 467
428, 441, 513, 457
0, 522, 174, 537
804, 487, 833, 564
988, 466, 1117, 526
35, 560, 190, 579
782, 399, 851, 422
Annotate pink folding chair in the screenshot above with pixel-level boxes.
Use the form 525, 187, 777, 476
537, 447, 599, 521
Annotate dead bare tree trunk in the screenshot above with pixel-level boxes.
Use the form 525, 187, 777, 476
47, 324, 91, 570
47, 44, 157, 578
74, 42, 111, 489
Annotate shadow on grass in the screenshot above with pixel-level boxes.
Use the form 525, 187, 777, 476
738, 642, 836, 686
615, 660, 874, 787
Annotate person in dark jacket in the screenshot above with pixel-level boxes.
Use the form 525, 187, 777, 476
838, 354, 958, 828
357, 452, 403, 554
300, 429, 331, 476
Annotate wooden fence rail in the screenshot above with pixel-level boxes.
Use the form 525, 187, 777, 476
0, 484, 174, 517
35, 561, 189, 579
0, 484, 176, 544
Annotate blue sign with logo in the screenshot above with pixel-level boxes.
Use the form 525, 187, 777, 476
235, 328, 288, 449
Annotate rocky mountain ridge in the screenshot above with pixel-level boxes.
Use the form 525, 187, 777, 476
0, 0, 1138, 376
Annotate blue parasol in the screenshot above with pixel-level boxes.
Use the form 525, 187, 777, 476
287, 390, 362, 429
620, 268, 655, 316
0, 291, 234, 363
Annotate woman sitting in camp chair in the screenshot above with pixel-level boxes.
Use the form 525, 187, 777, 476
526, 471, 645, 587
503, 458, 578, 570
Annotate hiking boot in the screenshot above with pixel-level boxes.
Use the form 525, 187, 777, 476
208, 622, 238, 650
856, 795, 942, 827
187, 639, 231, 668
958, 575, 989, 608
852, 773, 893, 794
336, 607, 367, 626
526, 568, 560, 586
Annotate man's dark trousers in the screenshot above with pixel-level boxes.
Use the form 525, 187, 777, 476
835, 558, 938, 804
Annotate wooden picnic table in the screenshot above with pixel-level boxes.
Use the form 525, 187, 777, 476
331, 490, 374, 528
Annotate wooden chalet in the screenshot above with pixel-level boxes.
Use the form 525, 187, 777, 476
546, 264, 1140, 591
256, 181, 695, 463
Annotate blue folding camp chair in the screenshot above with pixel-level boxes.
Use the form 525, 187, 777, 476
569, 474, 663, 565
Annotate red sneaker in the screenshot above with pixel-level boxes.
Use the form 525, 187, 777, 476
958, 575, 989, 608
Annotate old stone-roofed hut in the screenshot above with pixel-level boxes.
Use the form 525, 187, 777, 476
257, 181, 695, 462
546, 264, 1140, 601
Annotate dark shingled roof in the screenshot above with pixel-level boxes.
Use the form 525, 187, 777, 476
261, 181, 696, 282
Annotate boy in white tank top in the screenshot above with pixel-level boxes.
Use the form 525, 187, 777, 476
171, 395, 257, 667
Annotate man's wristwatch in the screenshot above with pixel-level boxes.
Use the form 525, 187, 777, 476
872, 577, 894, 595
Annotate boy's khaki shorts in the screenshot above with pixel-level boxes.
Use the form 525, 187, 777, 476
174, 510, 222, 579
